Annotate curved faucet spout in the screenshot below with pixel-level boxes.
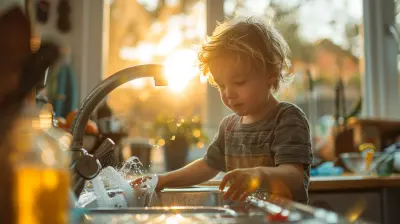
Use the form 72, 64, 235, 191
70, 64, 166, 197
71, 64, 165, 151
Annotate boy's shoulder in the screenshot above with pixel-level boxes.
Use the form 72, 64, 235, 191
220, 113, 240, 130
275, 101, 309, 128
223, 113, 240, 122
276, 101, 307, 118
218, 102, 307, 131
221, 101, 307, 121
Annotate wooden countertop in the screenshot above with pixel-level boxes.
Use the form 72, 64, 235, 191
309, 173, 400, 191
200, 173, 400, 191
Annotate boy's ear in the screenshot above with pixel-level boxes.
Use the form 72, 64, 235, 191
267, 73, 277, 83
0, 6, 31, 103
266, 72, 279, 91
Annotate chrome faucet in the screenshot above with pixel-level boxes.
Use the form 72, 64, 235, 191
70, 64, 167, 197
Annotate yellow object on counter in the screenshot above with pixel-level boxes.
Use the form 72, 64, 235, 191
358, 143, 376, 152
364, 150, 374, 173
358, 143, 376, 174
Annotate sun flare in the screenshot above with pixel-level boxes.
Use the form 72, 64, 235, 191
163, 49, 198, 92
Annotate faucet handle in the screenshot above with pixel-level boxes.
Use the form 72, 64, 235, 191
73, 138, 115, 181
71, 138, 115, 197
93, 138, 115, 159
74, 154, 101, 180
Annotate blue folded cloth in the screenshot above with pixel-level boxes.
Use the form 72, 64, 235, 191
311, 162, 344, 176
47, 64, 79, 117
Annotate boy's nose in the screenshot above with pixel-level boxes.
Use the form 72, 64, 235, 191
225, 87, 237, 99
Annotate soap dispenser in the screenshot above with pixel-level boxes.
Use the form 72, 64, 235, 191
10, 101, 72, 224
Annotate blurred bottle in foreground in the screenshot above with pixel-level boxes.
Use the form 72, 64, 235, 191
10, 101, 71, 224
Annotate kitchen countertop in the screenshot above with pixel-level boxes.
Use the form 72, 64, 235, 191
309, 173, 400, 191
199, 173, 400, 191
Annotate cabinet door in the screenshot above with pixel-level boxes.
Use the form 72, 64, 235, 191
309, 191, 381, 223
382, 188, 400, 224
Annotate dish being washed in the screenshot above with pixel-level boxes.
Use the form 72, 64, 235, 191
84, 156, 152, 189
79, 156, 159, 208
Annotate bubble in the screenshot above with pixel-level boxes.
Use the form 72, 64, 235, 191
118, 156, 145, 181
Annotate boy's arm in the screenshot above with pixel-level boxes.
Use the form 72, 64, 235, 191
158, 158, 219, 189
256, 163, 304, 198
267, 106, 313, 197
158, 116, 229, 190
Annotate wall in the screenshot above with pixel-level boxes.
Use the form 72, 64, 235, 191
0, 0, 23, 9
36, 0, 72, 48
0, 0, 105, 103
43, 0, 105, 103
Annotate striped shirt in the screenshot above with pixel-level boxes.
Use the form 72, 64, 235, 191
204, 102, 313, 203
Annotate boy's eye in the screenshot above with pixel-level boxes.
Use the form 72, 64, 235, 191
234, 81, 246, 85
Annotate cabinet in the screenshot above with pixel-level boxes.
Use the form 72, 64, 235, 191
309, 188, 400, 224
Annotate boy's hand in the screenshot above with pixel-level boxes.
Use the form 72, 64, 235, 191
219, 167, 262, 201
130, 174, 168, 191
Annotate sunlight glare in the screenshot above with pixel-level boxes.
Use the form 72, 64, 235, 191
164, 49, 198, 92
130, 78, 146, 89
120, 42, 155, 63
156, 22, 183, 55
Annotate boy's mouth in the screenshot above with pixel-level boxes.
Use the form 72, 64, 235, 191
230, 103, 243, 107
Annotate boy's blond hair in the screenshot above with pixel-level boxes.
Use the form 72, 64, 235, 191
198, 17, 291, 92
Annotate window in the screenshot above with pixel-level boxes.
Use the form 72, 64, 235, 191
104, 0, 208, 170
105, 0, 207, 122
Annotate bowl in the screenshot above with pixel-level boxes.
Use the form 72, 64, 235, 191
340, 152, 382, 174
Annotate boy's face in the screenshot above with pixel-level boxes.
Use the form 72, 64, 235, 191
209, 56, 272, 117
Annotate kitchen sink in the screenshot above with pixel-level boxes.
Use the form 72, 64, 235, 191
152, 187, 225, 207
83, 207, 236, 215
79, 186, 228, 208
76, 186, 363, 223
76, 187, 247, 224
77, 207, 261, 224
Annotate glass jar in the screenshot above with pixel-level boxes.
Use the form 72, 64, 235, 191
11, 102, 71, 224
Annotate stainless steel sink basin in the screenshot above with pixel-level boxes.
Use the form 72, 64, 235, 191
75, 187, 360, 223
85, 207, 236, 215
79, 207, 251, 224
152, 187, 225, 207
77, 188, 243, 223
79, 186, 228, 208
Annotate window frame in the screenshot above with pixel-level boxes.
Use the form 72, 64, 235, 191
362, 0, 399, 119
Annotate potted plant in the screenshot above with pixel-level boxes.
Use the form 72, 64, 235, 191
149, 113, 208, 171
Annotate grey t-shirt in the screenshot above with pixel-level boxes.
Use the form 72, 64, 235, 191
204, 102, 313, 203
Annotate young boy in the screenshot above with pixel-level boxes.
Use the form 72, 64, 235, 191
134, 17, 313, 204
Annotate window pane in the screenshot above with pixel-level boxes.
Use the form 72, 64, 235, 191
104, 0, 207, 170
395, 0, 400, 75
